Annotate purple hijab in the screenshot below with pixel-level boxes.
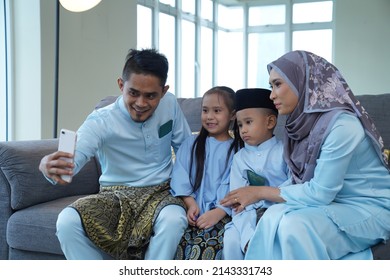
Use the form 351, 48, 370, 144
268, 50, 389, 183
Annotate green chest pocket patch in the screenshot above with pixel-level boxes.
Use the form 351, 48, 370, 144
158, 120, 173, 138
247, 170, 269, 186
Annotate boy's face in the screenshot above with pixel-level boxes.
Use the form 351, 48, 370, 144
236, 108, 275, 146
118, 73, 169, 122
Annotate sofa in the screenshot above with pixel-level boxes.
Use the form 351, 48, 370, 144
1, 93, 389, 260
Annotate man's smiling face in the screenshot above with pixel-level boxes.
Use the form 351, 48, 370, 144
118, 73, 168, 122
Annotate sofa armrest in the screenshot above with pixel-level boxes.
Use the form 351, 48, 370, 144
0, 165, 13, 259
0, 139, 101, 211
0, 139, 101, 260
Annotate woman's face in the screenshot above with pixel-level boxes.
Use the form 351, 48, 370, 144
269, 69, 299, 115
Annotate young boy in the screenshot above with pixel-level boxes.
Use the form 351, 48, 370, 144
221, 88, 289, 260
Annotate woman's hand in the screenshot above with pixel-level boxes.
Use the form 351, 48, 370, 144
220, 186, 284, 214
220, 186, 262, 213
196, 208, 226, 229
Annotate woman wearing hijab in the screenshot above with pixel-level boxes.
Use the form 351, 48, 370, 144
221, 50, 390, 259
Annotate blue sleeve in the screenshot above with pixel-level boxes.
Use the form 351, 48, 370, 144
73, 112, 104, 175
228, 153, 260, 216
170, 136, 195, 197
229, 153, 248, 192
215, 154, 234, 215
280, 113, 365, 206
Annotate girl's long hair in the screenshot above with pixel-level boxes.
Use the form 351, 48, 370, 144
189, 86, 243, 192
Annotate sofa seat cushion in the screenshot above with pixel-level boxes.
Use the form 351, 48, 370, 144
6, 195, 87, 256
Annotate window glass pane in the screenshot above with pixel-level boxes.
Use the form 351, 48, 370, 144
249, 5, 285, 26
181, 20, 195, 98
293, 29, 332, 62
137, 5, 152, 49
158, 13, 176, 95
248, 32, 285, 88
218, 4, 242, 29
200, 26, 213, 96
217, 31, 243, 91
0, 1, 6, 140
182, 0, 195, 15
159, 0, 175, 7
293, 1, 333, 23
201, 0, 213, 22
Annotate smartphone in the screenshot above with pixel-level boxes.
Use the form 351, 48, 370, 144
58, 129, 77, 183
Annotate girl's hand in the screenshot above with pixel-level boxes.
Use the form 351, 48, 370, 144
196, 208, 226, 229
187, 204, 200, 226
182, 196, 200, 226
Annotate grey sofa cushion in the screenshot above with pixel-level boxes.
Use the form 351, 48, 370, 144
356, 93, 390, 147
176, 97, 203, 132
7, 195, 85, 255
0, 139, 100, 211
8, 248, 65, 260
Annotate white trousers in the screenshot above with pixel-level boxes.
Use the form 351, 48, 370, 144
56, 205, 187, 260
222, 224, 245, 260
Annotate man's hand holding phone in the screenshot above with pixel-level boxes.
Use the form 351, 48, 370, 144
39, 129, 76, 185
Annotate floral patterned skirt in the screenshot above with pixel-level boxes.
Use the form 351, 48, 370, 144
175, 216, 231, 260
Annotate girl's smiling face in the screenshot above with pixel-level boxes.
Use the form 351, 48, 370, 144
201, 93, 235, 141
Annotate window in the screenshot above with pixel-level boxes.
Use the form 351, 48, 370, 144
132, 1, 333, 97
293, 1, 333, 23
137, 1, 334, 97
293, 29, 333, 62
137, 5, 152, 49
248, 32, 285, 89
249, 5, 286, 26
158, 12, 176, 95
292, 1, 333, 61
181, 20, 195, 97
0, 0, 9, 141
247, 1, 333, 88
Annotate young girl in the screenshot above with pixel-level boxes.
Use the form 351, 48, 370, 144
170, 86, 240, 260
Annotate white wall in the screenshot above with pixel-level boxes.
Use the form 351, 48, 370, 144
333, 0, 390, 95
57, 0, 137, 136
10, 0, 137, 140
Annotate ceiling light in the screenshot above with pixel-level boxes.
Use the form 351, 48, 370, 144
59, 0, 102, 12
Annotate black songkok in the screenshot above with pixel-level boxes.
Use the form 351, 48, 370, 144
235, 88, 277, 115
